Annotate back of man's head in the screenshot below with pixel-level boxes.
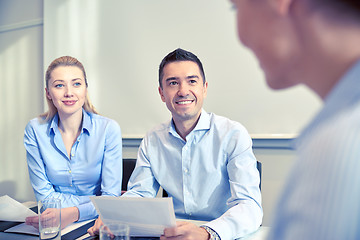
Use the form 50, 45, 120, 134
158, 48, 206, 88
306, 0, 360, 20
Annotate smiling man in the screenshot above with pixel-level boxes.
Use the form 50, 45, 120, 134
135, 48, 262, 240
88, 48, 262, 239
158, 60, 207, 139
89, 48, 262, 239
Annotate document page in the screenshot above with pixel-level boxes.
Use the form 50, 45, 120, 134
5, 219, 94, 236
0, 195, 94, 236
91, 196, 176, 237
0, 195, 37, 221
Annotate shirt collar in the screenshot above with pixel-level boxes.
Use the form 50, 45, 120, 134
296, 59, 360, 147
48, 109, 92, 136
48, 114, 60, 135
168, 109, 211, 138
82, 109, 92, 135
193, 109, 211, 131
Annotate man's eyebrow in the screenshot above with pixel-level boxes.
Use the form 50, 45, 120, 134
165, 77, 179, 82
165, 75, 199, 82
186, 75, 199, 79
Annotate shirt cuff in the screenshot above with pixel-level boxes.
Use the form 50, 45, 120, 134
201, 226, 221, 240
77, 201, 98, 221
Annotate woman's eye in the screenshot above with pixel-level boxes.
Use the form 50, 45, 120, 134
74, 82, 81, 86
55, 84, 64, 88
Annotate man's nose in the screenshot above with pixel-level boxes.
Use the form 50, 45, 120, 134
177, 83, 190, 96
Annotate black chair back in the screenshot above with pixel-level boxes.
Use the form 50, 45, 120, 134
257, 161, 262, 190
122, 158, 137, 191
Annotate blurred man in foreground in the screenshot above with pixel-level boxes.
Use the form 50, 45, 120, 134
231, 0, 360, 239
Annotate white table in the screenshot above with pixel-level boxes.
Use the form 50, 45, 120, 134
1, 201, 269, 240
242, 227, 269, 240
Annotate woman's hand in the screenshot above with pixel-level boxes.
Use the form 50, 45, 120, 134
25, 206, 79, 230
60, 206, 79, 229
25, 215, 40, 229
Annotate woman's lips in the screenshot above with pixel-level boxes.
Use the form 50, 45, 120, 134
63, 100, 77, 106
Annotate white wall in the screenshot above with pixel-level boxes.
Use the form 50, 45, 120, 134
0, 0, 43, 202
44, 0, 321, 138
255, 148, 295, 226
0, 0, 301, 227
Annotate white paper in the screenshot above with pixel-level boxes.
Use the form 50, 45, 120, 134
5, 219, 94, 236
178, 218, 207, 227
0, 195, 37, 221
4, 223, 38, 235
91, 196, 176, 237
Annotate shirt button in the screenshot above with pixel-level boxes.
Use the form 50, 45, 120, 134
184, 168, 188, 173
70, 184, 72, 187
71, 154, 74, 157
68, 170, 71, 173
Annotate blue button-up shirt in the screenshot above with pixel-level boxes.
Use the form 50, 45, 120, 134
267, 60, 360, 240
24, 110, 122, 221
124, 109, 262, 240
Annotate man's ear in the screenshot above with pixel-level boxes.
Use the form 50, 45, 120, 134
203, 81, 208, 98
274, 0, 294, 16
158, 86, 165, 102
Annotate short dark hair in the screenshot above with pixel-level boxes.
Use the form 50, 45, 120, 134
307, 0, 360, 19
158, 48, 206, 88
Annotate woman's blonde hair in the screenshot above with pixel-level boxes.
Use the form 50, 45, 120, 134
40, 56, 98, 122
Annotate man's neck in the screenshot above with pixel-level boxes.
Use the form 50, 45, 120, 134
173, 114, 201, 141
293, 9, 360, 99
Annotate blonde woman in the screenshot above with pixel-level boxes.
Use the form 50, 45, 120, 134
24, 56, 122, 228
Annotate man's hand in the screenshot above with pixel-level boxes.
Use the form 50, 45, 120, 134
87, 216, 104, 236
160, 221, 210, 240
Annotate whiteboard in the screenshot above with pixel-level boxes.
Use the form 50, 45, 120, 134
44, 0, 321, 138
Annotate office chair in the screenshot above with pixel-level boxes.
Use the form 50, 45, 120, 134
122, 158, 137, 193
257, 161, 262, 190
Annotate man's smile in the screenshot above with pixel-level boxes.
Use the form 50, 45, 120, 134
176, 100, 194, 105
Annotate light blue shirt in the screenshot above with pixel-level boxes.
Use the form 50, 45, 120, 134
268, 60, 360, 240
124, 110, 262, 240
24, 110, 123, 221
